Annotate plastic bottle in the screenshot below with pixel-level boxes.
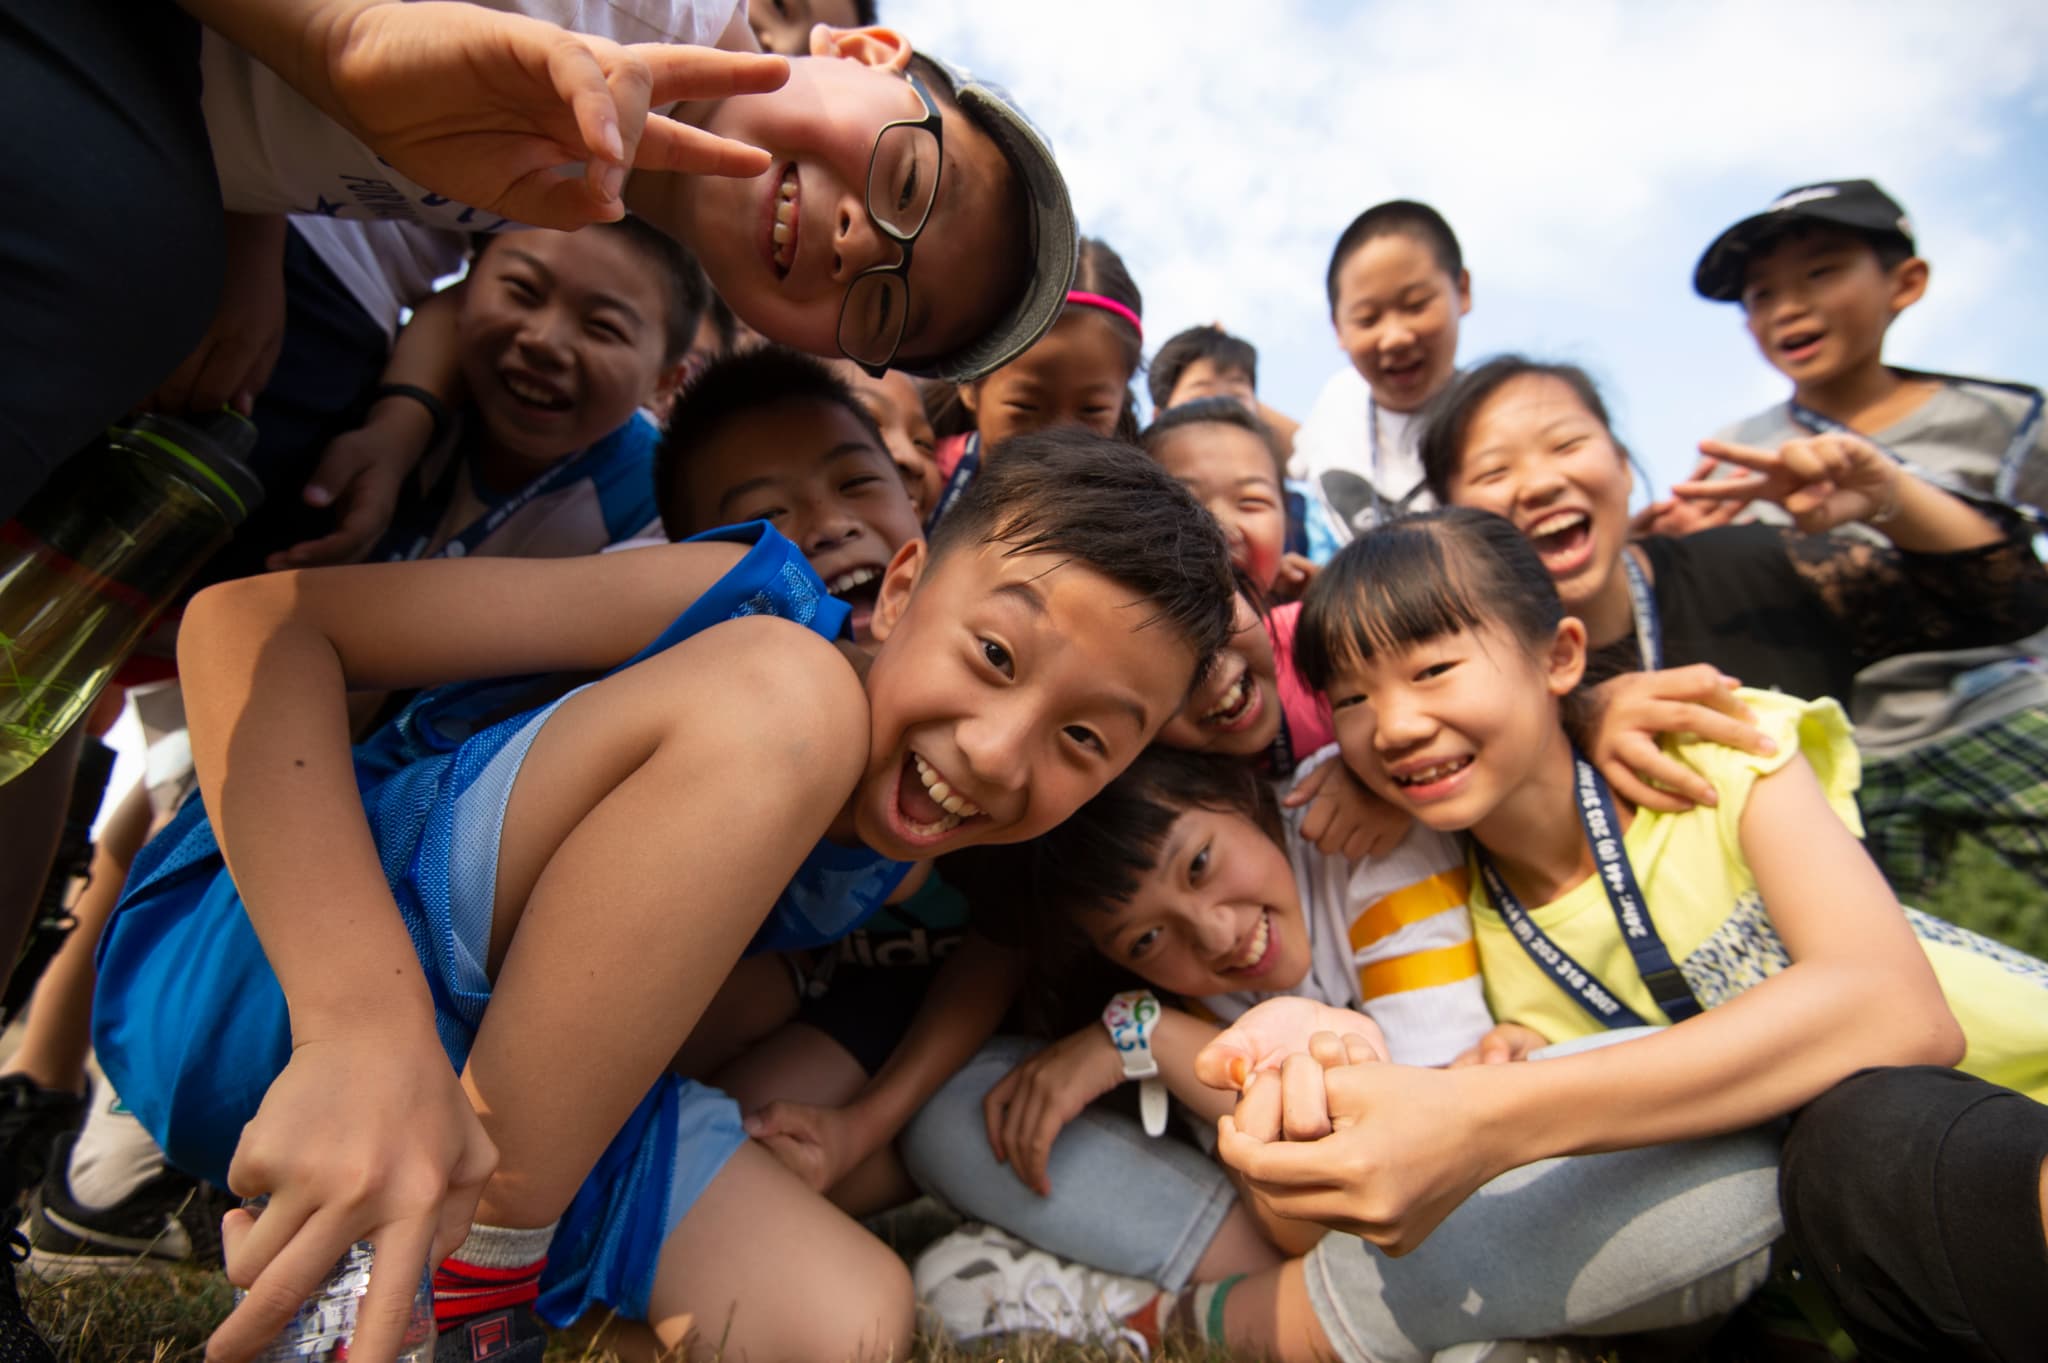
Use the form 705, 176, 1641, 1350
0, 410, 261, 785
237, 1233, 437, 1362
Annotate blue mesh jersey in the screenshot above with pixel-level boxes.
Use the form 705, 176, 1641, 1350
94, 521, 912, 1197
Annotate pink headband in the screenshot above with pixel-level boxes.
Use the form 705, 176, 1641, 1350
1066, 290, 1143, 340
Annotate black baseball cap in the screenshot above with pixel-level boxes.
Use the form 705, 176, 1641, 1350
1693, 179, 1916, 302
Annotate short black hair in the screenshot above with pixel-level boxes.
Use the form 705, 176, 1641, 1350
1140, 396, 1286, 487
1147, 325, 1258, 410
926, 429, 1237, 676
1416, 355, 1617, 505
654, 344, 885, 539
950, 746, 1279, 963
598, 216, 709, 363
856, 0, 880, 23
1293, 507, 1591, 737
1325, 199, 1464, 311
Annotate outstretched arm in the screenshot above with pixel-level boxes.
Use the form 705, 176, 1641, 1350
183, 544, 756, 1361
1683, 432, 2005, 552
1209, 753, 1962, 1253
180, 0, 786, 228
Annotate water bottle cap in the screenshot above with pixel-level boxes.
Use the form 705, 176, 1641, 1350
117, 410, 265, 525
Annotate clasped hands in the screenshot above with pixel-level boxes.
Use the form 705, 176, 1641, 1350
1194, 999, 1538, 1253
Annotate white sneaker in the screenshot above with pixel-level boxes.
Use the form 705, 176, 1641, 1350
913, 1222, 1159, 1356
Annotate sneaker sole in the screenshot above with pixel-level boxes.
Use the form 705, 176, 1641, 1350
23, 1246, 186, 1283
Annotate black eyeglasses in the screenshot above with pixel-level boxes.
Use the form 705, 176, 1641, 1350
837, 72, 944, 377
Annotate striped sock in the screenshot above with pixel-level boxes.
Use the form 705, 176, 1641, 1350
1188, 1273, 1246, 1343
432, 1221, 557, 1328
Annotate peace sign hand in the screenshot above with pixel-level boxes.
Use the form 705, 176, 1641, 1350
319, 4, 789, 229
1680, 434, 1903, 535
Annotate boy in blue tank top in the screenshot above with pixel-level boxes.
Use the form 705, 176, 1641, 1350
91, 431, 1236, 1362
651, 344, 1021, 1237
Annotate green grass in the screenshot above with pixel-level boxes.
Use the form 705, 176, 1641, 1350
22, 1261, 1235, 1363
1916, 834, 2048, 958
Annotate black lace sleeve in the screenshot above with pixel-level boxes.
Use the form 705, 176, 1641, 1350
1779, 519, 2048, 665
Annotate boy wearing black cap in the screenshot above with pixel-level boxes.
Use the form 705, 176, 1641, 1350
1695, 178, 2046, 516
1692, 176, 2048, 889
1693, 188, 2048, 1359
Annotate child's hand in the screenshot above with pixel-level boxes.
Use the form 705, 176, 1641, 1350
266, 411, 425, 570
1683, 434, 1903, 535
1267, 553, 1318, 603
209, 1032, 495, 1363
1449, 1022, 1549, 1068
1194, 997, 1388, 1093
320, 5, 789, 228
981, 1027, 1128, 1196
1217, 1059, 1502, 1253
1584, 666, 1776, 813
744, 1100, 864, 1195
1629, 454, 1749, 538
1285, 758, 1411, 860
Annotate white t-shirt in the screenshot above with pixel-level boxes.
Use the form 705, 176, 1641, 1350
1201, 747, 1494, 1067
289, 217, 468, 339
201, 0, 740, 230
1288, 364, 1435, 548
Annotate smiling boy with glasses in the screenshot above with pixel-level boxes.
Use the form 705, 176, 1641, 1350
202, 14, 1075, 387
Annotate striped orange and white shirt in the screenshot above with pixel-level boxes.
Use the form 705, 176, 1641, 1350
1201, 747, 1493, 1066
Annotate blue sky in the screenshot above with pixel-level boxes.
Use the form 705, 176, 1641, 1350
893, 0, 2048, 494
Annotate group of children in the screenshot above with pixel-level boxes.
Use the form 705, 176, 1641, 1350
1, 5, 2044, 1363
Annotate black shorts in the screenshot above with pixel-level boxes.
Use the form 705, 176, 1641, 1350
796, 927, 964, 1076
1780, 1066, 2048, 1363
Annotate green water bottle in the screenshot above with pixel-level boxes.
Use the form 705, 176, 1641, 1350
0, 411, 261, 785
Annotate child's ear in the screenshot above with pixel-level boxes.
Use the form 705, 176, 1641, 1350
867, 536, 928, 644
808, 24, 912, 72
647, 355, 695, 425
1454, 268, 1473, 317
958, 379, 982, 418
1887, 257, 1931, 318
1545, 615, 1588, 697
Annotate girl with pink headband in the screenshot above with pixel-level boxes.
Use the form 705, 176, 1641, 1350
923, 237, 1145, 527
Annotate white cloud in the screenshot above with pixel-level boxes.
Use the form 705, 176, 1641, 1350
892, 0, 2048, 486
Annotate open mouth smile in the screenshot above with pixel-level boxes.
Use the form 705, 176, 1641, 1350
887, 751, 989, 846
1524, 508, 1594, 577
768, 163, 800, 279
1388, 754, 1475, 803
1222, 907, 1280, 978
1201, 666, 1263, 733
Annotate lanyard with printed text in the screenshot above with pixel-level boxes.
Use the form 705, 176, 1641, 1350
377, 450, 589, 562
1785, 371, 2045, 525
1475, 750, 1703, 1029
924, 432, 981, 534
1620, 549, 1662, 672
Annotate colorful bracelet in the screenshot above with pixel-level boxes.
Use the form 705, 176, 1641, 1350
1102, 989, 1170, 1137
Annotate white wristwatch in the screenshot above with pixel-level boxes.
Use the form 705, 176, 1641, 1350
1102, 990, 1170, 1137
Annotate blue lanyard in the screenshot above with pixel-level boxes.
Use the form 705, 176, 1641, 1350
1475, 750, 1703, 1029
1621, 549, 1662, 671
923, 432, 981, 534
1785, 371, 2045, 525
378, 448, 590, 562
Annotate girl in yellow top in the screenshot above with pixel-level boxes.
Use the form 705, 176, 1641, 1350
1202, 505, 2048, 1361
